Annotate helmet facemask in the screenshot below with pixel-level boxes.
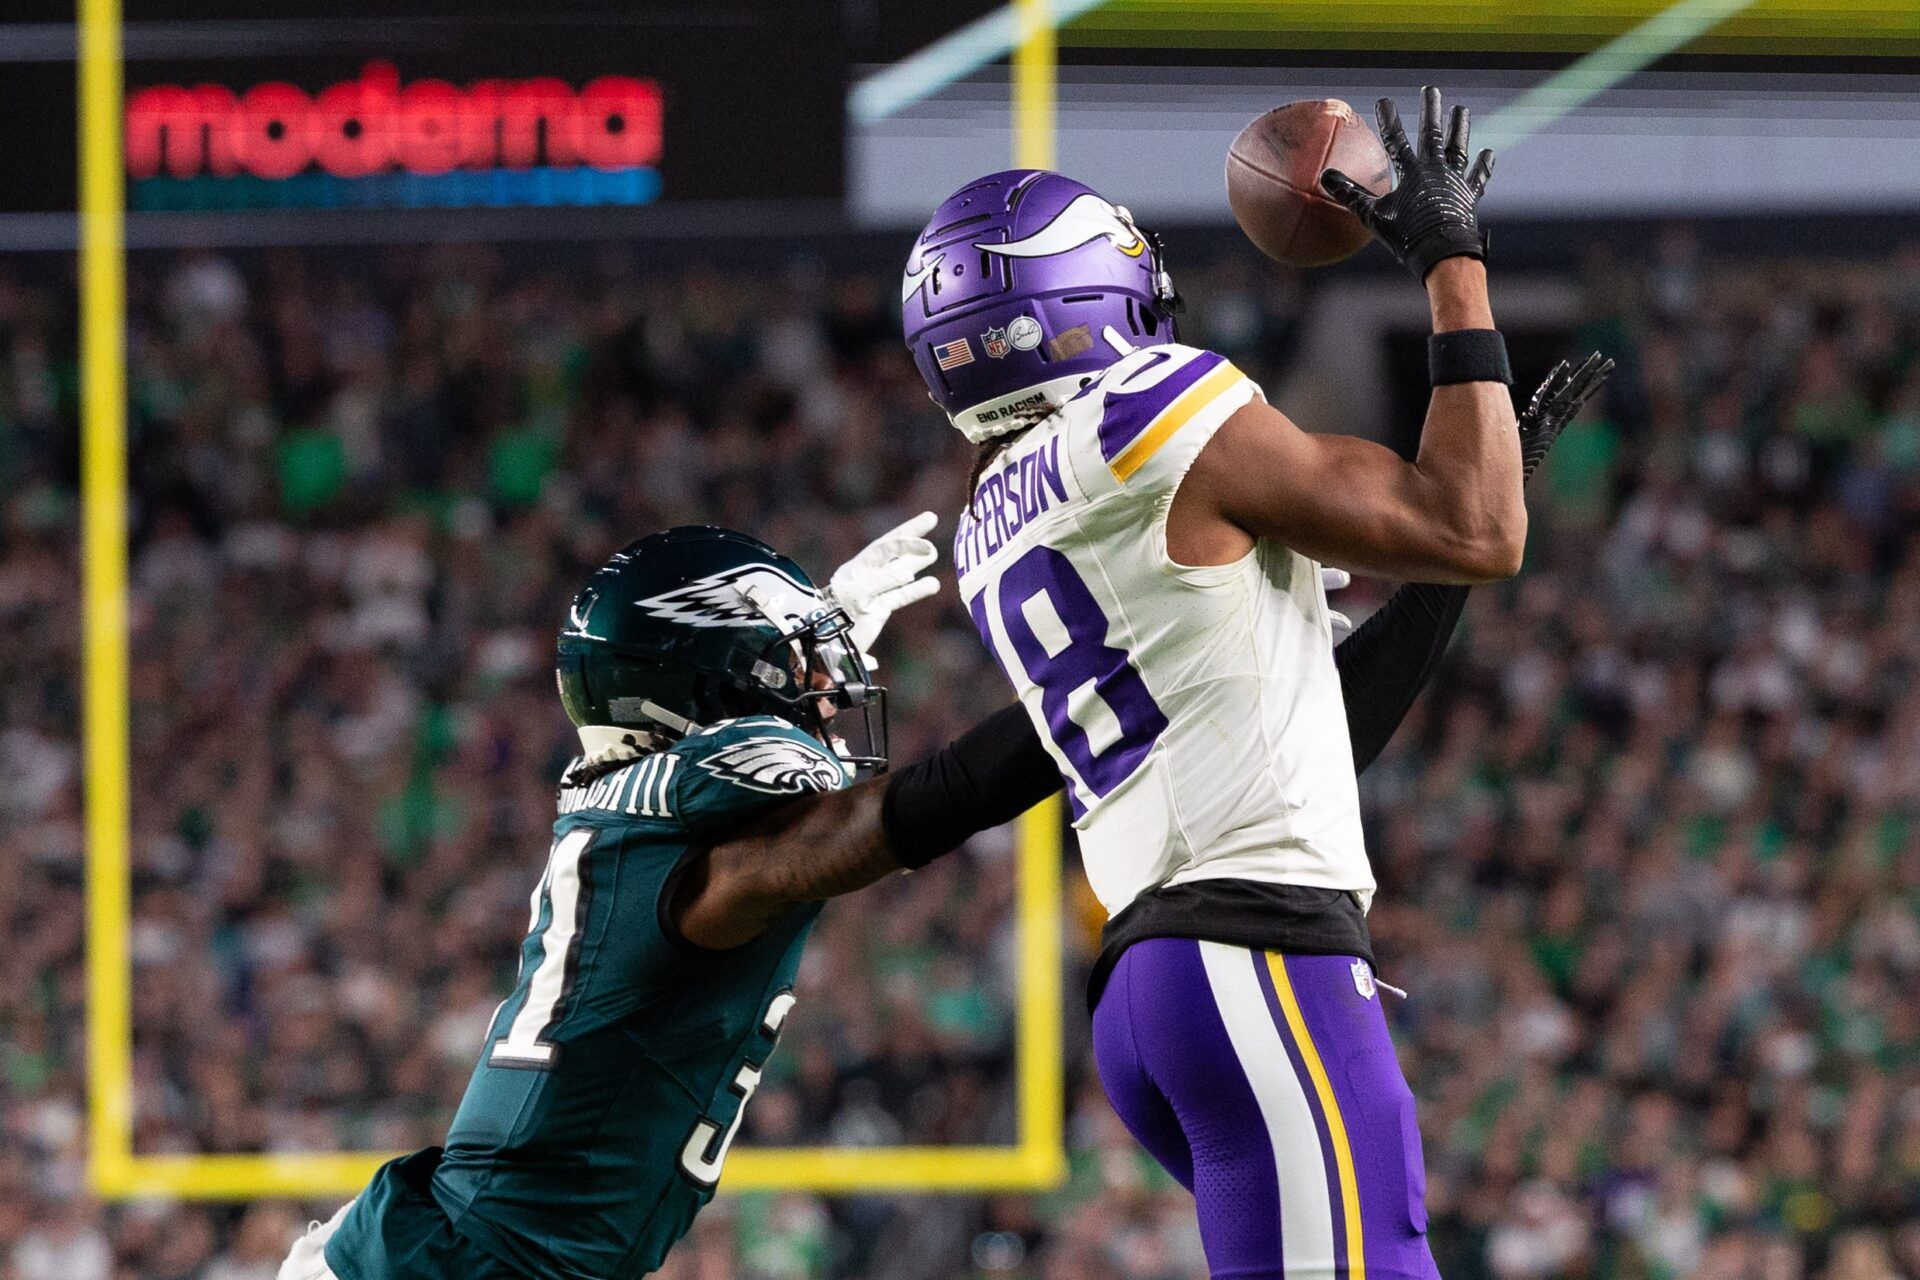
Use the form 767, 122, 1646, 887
1141, 226, 1185, 317
737, 585, 890, 777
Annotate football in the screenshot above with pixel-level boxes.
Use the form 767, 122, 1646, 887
1226, 98, 1393, 268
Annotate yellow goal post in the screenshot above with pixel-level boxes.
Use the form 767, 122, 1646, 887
80, 0, 1067, 1199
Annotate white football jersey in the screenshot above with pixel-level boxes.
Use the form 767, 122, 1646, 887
954, 341, 1372, 917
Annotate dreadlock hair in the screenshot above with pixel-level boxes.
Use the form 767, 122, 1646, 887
963, 401, 1059, 514
558, 725, 676, 791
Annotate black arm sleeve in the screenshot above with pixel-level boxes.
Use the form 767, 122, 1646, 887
881, 702, 1061, 868
1334, 581, 1469, 774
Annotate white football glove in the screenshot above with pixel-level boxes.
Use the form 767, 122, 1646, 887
1322, 567, 1353, 640
828, 511, 941, 666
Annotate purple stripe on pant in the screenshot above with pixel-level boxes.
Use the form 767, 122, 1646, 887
1091, 938, 1440, 1280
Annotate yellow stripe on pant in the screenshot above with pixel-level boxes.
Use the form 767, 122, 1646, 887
1265, 951, 1367, 1279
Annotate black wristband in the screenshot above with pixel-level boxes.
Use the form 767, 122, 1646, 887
881, 704, 1059, 869
1429, 328, 1512, 386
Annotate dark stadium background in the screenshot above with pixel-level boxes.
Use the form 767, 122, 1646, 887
7, 1, 1920, 1278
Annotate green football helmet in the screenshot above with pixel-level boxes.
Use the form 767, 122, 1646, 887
556, 526, 888, 773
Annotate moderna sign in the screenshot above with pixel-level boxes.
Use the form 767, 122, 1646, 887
126, 61, 662, 182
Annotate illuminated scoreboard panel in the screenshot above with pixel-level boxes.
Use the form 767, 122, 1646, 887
126, 62, 666, 210
0, 0, 845, 214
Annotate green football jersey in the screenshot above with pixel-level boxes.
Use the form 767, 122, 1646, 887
326, 717, 852, 1280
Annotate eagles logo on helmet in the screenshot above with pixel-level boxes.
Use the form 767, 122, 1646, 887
556, 526, 888, 775
632, 563, 824, 631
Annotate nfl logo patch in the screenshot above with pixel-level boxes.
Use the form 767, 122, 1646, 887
934, 338, 975, 370
981, 326, 1011, 359
1351, 959, 1376, 1000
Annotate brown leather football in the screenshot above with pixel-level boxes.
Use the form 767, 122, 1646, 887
1226, 99, 1392, 268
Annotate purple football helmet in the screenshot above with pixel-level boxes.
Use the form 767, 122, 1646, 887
902, 170, 1181, 441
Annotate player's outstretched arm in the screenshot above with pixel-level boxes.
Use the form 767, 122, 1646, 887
1175, 87, 1524, 584
1331, 351, 1613, 767
1178, 329, 1523, 584
672, 705, 1058, 950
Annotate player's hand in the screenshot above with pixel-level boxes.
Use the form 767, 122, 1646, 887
1519, 352, 1614, 481
1320, 86, 1494, 283
828, 511, 941, 665
1322, 567, 1353, 640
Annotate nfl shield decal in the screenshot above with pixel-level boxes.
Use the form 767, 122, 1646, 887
982, 317, 1042, 360
1351, 959, 1376, 1000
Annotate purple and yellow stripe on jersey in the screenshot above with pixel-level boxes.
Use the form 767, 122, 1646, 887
1096, 349, 1250, 482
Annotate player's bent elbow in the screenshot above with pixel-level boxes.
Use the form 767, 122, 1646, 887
1427, 507, 1525, 582
1465, 509, 1527, 581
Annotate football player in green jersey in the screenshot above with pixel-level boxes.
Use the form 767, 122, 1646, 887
281, 519, 1064, 1280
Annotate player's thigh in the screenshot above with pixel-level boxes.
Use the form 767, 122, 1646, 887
1096, 937, 1301, 1273
1122, 939, 1439, 1279
1091, 942, 1195, 1190
1262, 950, 1440, 1280
277, 1200, 354, 1280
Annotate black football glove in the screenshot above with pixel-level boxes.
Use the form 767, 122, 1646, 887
1519, 352, 1614, 480
1321, 87, 1494, 283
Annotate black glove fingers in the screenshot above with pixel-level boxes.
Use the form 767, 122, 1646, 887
1360, 89, 1490, 281
1520, 352, 1614, 482
1374, 97, 1415, 178
1319, 169, 1376, 219
1444, 105, 1471, 170
1531, 361, 1570, 415
1418, 86, 1445, 159
1466, 149, 1495, 199
1568, 352, 1614, 404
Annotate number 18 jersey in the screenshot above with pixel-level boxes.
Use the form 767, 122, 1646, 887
954, 342, 1373, 918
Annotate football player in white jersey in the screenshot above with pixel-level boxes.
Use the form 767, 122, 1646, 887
903, 89, 1610, 1278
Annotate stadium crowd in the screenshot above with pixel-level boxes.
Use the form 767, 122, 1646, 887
3, 229, 1920, 1279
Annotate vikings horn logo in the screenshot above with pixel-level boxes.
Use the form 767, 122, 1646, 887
901, 251, 944, 305
633, 565, 822, 630
977, 194, 1147, 260
698, 736, 847, 795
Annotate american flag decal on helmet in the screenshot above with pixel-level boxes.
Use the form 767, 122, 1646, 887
934, 338, 975, 370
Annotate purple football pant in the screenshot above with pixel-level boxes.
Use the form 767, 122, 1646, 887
1092, 939, 1440, 1280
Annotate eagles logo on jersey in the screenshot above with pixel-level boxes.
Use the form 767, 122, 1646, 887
696, 734, 849, 795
